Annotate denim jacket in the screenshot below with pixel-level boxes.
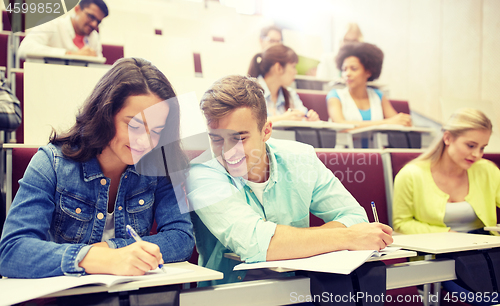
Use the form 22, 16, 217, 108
0, 144, 194, 278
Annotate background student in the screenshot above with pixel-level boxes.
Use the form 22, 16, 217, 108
259, 25, 283, 51
326, 42, 411, 127
393, 108, 499, 234
0, 58, 194, 278
316, 22, 364, 80
392, 108, 499, 306
248, 44, 320, 123
17, 0, 109, 59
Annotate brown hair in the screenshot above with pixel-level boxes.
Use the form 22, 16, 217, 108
50, 58, 187, 174
200, 75, 267, 131
336, 42, 384, 81
415, 108, 493, 165
248, 44, 298, 110
79, 0, 109, 17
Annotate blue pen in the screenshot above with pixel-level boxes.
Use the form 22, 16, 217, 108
371, 201, 379, 223
126, 225, 163, 269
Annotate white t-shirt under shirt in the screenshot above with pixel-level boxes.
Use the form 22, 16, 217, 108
443, 201, 483, 232
101, 211, 115, 242
245, 179, 269, 206
244, 177, 276, 281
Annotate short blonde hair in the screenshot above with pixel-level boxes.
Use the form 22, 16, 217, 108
416, 108, 493, 164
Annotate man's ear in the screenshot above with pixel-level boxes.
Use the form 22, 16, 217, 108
74, 4, 82, 13
262, 121, 272, 142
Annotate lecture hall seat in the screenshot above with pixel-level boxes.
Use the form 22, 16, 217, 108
0, 31, 10, 71
101, 44, 124, 65
389, 99, 411, 115
11, 147, 38, 198
296, 89, 411, 122
13, 70, 23, 143
296, 89, 329, 121
2, 10, 11, 31
315, 150, 389, 224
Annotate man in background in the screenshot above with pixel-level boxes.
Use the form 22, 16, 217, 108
259, 25, 282, 50
18, 0, 109, 59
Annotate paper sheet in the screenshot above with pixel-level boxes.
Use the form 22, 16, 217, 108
234, 247, 401, 274
0, 267, 191, 306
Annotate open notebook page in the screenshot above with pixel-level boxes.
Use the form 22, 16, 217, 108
0, 266, 191, 306
233, 247, 400, 275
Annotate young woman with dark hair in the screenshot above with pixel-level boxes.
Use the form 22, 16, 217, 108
0, 58, 194, 278
248, 44, 320, 123
326, 42, 411, 128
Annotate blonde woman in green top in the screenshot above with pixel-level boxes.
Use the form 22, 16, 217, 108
393, 108, 500, 235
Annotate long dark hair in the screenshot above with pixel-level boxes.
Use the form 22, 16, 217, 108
248, 44, 298, 110
50, 58, 187, 176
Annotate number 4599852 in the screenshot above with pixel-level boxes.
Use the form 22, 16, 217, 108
6, 2, 62, 14
443, 291, 498, 303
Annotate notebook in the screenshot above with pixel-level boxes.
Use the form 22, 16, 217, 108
233, 247, 400, 275
0, 266, 191, 306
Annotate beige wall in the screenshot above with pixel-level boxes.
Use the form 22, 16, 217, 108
6, 0, 498, 126
330, 0, 500, 126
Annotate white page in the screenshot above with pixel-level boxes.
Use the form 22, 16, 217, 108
233, 247, 401, 274
234, 250, 377, 275
0, 267, 191, 306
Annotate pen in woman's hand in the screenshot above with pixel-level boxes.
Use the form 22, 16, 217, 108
126, 225, 163, 269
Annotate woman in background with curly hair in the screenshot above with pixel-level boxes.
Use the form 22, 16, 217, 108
248, 44, 320, 123
326, 42, 411, 127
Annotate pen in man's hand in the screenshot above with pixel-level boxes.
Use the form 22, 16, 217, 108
371, 201, 379, 223
126, 224, 163, 269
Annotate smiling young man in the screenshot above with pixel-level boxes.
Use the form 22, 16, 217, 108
186, 75, 393, 286
18, 0, 109, 59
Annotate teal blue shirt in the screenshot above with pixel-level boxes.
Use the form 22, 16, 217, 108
186, 139, 368, 286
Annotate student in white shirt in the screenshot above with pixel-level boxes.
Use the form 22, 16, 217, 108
259, 25, 282, 51
17, 0, 108, 59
